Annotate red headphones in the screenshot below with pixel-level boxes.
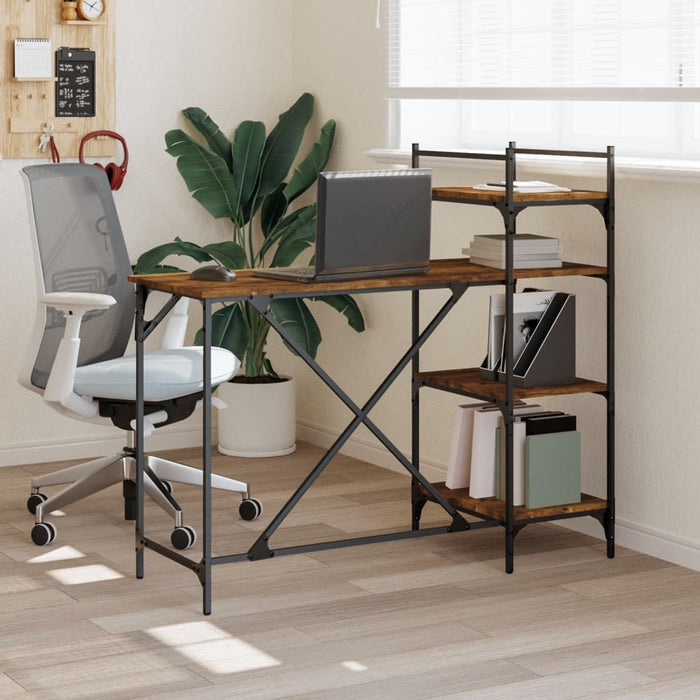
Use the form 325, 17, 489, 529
79, 130, 129, 190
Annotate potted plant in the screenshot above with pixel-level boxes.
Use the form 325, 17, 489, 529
133, 93, 365, 456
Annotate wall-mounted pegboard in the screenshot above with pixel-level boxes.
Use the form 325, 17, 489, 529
1, 0, 115, 159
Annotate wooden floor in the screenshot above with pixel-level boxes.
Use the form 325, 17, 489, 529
2, 442, 700, 699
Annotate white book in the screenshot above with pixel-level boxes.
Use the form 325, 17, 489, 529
465, 247, 561, 261
486, 294, 505, 370
469, 404, 542, 498
469, 256, 563, 270
445, 402, 493, 489
470, 234, 562, 252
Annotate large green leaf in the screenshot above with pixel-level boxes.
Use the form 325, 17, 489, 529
269, 297, 321, 359
231, 120, 266, 224
283, 119, 336, 204
165, 130, 237, 220
270, 217, 316, 267
258, 204, 316, 262
310, 294, 365, 333
131, 262, 184, 275
182, 107, 233, 171
194, 303, 248, 360
260, 183, 288, 238
257, 93, 314, 198
201, 241, 248, 269
132, 239, 212, 273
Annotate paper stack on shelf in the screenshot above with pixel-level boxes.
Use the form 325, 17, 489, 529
474, 180, 572, 193
464, 233, 562, 269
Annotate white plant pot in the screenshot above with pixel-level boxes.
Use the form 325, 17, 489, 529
216, 376, 296, 458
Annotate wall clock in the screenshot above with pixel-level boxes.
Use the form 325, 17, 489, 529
76, 0, 105, 21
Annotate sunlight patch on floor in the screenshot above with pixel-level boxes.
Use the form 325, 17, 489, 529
29, 545, 85, 563
341, 660, 368, 672
147, 621, 280, 675
47, 564, 123, 585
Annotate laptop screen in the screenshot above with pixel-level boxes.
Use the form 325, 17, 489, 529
315, 169, 432, 277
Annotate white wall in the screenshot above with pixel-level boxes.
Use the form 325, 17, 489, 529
0, 0, 293, 462
2, 0, 700, 567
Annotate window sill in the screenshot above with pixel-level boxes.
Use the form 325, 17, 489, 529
366, 148, 700, 184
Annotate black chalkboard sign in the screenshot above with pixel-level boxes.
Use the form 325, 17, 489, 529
55, 47, 95, 117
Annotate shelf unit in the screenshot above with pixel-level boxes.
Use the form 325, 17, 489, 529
410, 142, 615, 572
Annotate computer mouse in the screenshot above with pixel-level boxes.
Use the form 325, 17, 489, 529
189, 265, 237, 281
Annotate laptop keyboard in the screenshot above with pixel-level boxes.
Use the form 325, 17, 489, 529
260, 266, 314, 278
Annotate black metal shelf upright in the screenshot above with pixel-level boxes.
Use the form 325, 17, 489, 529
410, 142, 615, 572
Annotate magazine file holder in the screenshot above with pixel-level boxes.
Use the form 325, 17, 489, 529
498, 293, 576, 388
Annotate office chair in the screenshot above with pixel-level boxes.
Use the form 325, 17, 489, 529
20, 163, 262, 548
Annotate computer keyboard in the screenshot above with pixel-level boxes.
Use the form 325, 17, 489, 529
254, 266, 315, 279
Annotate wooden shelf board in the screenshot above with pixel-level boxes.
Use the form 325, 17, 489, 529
416, 367, 607, 400
420, 482, 607, 521
432, 186, 608, 204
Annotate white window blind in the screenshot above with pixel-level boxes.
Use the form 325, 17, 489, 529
385, 0, 700, 158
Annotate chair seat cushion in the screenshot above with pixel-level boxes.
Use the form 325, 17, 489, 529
73, 347, 240, 401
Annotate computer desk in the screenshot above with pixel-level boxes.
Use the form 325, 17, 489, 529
129, 258, 605, 614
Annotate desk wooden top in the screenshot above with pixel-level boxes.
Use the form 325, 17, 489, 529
129, 258, 607, 300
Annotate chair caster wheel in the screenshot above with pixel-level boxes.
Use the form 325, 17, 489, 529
27, 492, 48, 515
239, 497, 263, 521
31, 522, 56, 546
171, 525, 197, 550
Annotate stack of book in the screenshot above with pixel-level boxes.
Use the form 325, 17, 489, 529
463, 233, 562, 269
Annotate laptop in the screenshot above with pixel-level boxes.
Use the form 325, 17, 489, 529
253, 168, 432, 283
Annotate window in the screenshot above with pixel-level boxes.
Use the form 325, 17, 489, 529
385, 0, 700, 159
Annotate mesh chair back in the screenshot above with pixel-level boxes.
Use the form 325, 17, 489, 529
22, 164, 134, 390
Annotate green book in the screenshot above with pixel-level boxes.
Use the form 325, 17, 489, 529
525, 431, 581, 508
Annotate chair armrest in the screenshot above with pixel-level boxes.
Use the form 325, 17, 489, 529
40, 292, 116, 313
41, 293, 116, 417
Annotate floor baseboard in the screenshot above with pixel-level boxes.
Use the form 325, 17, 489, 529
0, 427, 207, 468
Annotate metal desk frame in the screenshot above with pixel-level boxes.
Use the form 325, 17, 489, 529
132, 262, 501, 614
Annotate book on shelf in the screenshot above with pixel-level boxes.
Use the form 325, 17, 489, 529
470, 234, 561, 252
496, 412, 576, 506
444, 402, 493, 489
469, 402, 543, 498
473, 180, 572, 193
525, 430, 581, 509
469, 256, 563, 270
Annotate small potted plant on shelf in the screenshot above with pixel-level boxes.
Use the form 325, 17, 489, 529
133, 93, 365, 456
